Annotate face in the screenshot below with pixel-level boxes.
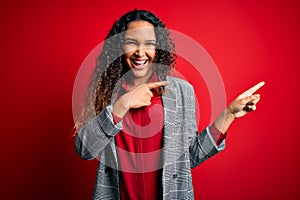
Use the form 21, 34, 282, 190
122, 20, 156, 84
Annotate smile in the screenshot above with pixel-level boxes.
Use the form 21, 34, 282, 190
131, 59, 149, 69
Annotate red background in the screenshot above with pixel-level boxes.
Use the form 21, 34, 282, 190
1, 0, 299, 199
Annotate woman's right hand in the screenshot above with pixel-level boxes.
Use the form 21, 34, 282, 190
112, 81, 169, 118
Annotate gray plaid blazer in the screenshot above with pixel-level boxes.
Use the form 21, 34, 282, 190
75, 76, 225, 200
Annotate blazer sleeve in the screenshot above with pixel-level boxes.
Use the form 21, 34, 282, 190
74, 105, 123, 160
187, 86, 226, 168
189, 126, 226, 168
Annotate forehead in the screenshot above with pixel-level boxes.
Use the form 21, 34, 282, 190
125, 20, 156, 40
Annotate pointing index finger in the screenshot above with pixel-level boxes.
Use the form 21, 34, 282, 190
245, 81, 265, 96
147, 81, 169, 89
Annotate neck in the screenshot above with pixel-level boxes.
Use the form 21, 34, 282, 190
126, 72, 154, 90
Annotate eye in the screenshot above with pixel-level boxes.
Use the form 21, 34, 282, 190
145, 42, 156, 46
125, 41, 136, 45
123, 40, 138, 52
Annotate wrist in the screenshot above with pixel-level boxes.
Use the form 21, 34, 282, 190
225, 107, 235, 122
112, 95, 130, 118
119, 94, 130, 110
214, 108, 235, 133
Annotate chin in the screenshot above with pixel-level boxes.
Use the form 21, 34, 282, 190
131, 69, 152, 78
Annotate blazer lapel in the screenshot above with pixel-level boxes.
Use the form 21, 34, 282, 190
162, 78, 177, 147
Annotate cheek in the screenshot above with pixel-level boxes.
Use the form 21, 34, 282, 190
123, 52, 132, 62
122, 45, 132, 58
149, 50, 156, 60
122, 54, 134, 70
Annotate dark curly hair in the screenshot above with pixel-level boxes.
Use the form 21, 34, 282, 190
74, 9, 176, 133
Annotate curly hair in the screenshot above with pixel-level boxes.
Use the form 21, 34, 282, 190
74, 9, 176, 134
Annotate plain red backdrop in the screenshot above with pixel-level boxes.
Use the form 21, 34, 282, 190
1, 0, 299, 199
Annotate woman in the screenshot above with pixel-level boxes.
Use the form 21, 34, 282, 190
74, 9, 264, 200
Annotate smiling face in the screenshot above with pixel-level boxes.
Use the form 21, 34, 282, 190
122, 20, 156, 86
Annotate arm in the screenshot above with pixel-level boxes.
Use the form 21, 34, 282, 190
75, 105, 122, 160
189, 81, 265, 168
189, 126, 226, 168
75, 81, 169, 160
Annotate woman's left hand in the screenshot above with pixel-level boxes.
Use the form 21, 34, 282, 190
227, 81, 265, 119
214, 81, 265, 133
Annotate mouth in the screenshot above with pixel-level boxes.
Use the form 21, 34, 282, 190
130, 59, 149, 69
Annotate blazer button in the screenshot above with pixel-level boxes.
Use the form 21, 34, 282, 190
173, 174, 178, 179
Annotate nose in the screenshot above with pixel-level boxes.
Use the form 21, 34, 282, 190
134, 46, 145, 57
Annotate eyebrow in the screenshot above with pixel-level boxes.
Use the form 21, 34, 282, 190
124, 38, 156, 42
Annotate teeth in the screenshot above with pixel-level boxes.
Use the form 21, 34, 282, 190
133, 60, 147, 65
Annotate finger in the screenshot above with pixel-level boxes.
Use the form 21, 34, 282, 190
243, 105, 256, 112
243, 104, 256, 112
243, 81, 265, 97
148, 91, 153, 97
145, 100, 151, 106
250, 96, 261, 105
143, 89, 153, 98
145, 94, 151, 101
241, 94, 260, 105
147, 81, 169, 89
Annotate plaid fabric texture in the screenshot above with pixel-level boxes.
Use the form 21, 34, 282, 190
75, 76, 225, 200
